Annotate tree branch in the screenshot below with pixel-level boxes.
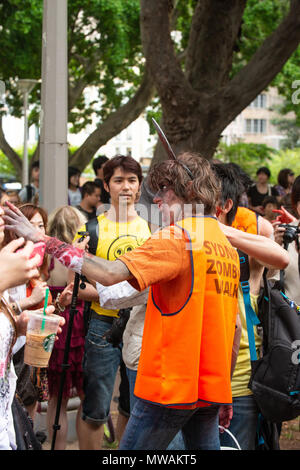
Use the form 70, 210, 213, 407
140, 0, 197, 115
185, 0, 247, 91
219, 0, 300, 130
69, 65, 155, 170
68, 50, 103, 111
0, 116, 22, 176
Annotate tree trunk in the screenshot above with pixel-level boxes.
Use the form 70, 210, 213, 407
70, 66, 155, 171
0, 116, 22, 179
141, 0, 300, 166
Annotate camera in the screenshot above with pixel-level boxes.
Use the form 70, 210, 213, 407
102, 308, 131, 347
279, 224, 300, 246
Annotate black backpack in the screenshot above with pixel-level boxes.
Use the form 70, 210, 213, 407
239, 251, 300, 423
12, 395, 42, 450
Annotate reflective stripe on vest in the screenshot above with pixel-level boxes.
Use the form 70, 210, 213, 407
134, 216, 240, 408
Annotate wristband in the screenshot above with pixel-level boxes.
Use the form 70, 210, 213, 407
44, 236, 84, 275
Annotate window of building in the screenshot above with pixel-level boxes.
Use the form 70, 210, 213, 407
245, 119, 267, 134
249, 94, 267, 108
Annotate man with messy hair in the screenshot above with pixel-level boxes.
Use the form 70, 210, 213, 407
3, 153, 288, 450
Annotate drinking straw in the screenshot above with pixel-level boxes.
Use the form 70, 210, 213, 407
41, 287, 49, 332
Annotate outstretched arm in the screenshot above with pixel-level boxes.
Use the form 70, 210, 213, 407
219, 221, 289, 270
3, 201, 131, 286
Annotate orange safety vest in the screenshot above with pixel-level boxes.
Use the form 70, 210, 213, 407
232, 206, 258, 234
134, 216, 240, 408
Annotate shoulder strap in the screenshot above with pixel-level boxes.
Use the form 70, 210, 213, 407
86, 217, 99, 255
26, 184, 33, 202
238, 250, 260, 362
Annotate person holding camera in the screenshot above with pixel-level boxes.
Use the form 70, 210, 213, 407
272, 175, 300, 305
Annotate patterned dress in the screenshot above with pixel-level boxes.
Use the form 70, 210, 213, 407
0, 312, 17, 449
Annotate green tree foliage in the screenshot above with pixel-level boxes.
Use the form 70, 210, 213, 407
0, 0, 142, 127
217, 143, 300, 184
268, 148, 300, 182
0, 0, 299, 176
217, 142, 276, 181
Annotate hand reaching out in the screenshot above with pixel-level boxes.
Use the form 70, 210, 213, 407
0, 238, 40, 292
3, 201, 42, 242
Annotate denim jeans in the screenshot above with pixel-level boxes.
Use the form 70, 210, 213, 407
119, 397, 221, 450
126, 367, 185, 450
82, 317, 122, 425
126, 367, 138, 412
219, 395, 259, 450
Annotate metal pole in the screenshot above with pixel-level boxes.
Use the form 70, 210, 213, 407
22, 91, 29, 187
40, 0, 68, 214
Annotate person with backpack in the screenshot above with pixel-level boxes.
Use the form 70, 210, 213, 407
18, 161, 40, 204
272, 176, 300, 305
212, 163, 288, 450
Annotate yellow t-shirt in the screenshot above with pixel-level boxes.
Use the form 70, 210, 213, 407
74, 213, 151, 318
231, 285, 262, 397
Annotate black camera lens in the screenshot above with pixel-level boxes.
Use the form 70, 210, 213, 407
279, 224, 300, 245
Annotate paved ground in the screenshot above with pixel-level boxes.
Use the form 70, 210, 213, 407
41, 371, 121, 451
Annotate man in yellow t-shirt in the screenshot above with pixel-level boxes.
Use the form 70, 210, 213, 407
75, 156, 151, 450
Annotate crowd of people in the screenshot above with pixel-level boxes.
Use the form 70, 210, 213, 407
1, 152, 300, 451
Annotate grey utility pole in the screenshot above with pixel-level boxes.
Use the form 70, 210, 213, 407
17, 79, 39, 188
39, 0, 68, 214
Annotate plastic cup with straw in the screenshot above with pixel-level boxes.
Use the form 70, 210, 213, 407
41, 287, 50, 332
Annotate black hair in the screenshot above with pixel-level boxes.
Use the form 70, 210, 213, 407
291, 175, 300, 211
277, 168, 294, 189
68, 166, 81, 185
262, 195, 279, 209
256, 166, 271, 178
226, 162, 253, 192
31, 161, 39, 169
103, 155, 143, 186
92, 155, 109, 175
211, 162, 244, 225
81, 181, 99, 198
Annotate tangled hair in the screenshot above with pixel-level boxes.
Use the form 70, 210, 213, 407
149, 152, 221, 215
47, 205, 87, 244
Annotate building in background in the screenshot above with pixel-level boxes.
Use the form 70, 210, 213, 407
222, 87, 291, 150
